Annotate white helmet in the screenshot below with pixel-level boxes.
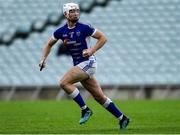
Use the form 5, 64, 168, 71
63, 3, 79, 15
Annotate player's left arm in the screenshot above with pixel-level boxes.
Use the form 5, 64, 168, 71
83, 30, 107, 57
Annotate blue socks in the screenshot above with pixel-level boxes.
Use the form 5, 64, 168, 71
69, 88, 87, 110
103, 98, 123, 120
69, 89, 123, 120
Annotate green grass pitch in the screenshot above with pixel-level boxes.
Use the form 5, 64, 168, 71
0, 99, 179, 134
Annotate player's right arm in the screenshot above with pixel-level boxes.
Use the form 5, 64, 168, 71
39, 37, 57, 71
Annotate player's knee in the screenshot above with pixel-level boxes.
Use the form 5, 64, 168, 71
59, 80, 68, 89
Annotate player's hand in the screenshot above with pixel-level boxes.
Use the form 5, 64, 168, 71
39, 59, 46, 71
82, 48, 95, 57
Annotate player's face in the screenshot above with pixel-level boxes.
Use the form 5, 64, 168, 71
67, 9, 80, 23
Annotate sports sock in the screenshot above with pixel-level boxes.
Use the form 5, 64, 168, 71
69, 88, 87, 110
103, 97, 123, 120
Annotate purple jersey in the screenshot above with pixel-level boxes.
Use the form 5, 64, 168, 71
53, 22, 96, 66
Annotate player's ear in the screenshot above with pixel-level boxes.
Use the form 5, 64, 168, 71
64, 12, 68, 18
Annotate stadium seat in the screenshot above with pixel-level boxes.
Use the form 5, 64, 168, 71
0, 0, 180, 86
0, 0, 84, 44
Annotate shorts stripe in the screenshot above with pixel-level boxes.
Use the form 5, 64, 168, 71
82, 65, 89, 72
77, 60, 97, 77
89, 60, 93, 67
82, 60, 94, 72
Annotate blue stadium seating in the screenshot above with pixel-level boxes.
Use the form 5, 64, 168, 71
0, 0, 85, 43
0, 0, 179, 86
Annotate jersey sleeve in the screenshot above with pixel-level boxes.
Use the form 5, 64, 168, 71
52, 28, 62, 40
84, 24, 96, 37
